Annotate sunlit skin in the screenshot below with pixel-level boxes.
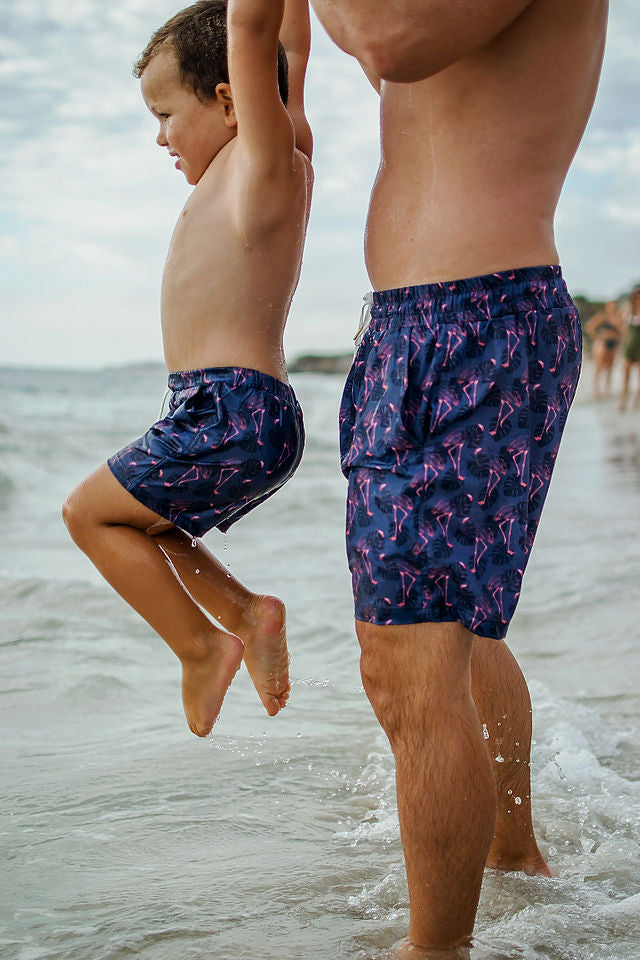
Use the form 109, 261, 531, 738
310, 0, 607, 955
63, 0, 313, 737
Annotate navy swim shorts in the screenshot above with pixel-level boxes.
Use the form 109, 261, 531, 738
339, 265, 581, 640
108, 367, 304, 538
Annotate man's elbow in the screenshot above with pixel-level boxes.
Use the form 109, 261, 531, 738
355, 26, 446, 83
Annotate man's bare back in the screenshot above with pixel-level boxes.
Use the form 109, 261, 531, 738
314, 0, 607, 288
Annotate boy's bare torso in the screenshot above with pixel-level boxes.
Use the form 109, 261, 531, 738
313, 0, 607, 290
162, 141, 312, 381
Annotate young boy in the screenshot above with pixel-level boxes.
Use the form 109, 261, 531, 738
63, 0, 313, 737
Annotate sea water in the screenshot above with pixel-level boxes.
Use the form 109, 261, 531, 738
0, 364, 638, 960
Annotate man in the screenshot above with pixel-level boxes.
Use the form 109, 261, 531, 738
310, 1, 608, 956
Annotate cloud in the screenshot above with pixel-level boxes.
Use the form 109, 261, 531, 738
1, 1, 640, 367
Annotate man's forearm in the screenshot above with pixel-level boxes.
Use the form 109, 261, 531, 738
281, 0, 311, 62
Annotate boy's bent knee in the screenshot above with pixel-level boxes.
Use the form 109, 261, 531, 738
62, 485, 93, 547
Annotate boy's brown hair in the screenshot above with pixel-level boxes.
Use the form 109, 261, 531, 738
134, 0, 289, 105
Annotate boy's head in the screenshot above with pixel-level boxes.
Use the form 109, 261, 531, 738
134, 0, 289, 107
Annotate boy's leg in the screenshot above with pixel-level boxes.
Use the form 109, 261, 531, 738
153, 529, 290, 715
357, 619, 496, 956
471, 637, 550, 875
62, 463, 244, 736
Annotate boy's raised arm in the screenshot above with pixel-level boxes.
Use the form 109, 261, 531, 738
279, 0, 313, 159
227, 0, 295, 168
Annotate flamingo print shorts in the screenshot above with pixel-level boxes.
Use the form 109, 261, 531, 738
339, 265, 581, 640
108, 367, 304, 539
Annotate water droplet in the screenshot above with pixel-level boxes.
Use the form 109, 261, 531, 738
507, 789, 513, 795
226, 572, 231, 578
195, 568, 200, 574
514, 796, 522, 805
549, 845, 557, 856
515, 741, 520, 747
482, 723, 489, 740
495, 754, 504, 763
191, 538, 197, 548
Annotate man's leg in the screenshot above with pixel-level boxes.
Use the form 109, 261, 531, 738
357, 619, 497, 957
62, 463, 244, 736
153, 529, 290, 715
470, 637, 550, 875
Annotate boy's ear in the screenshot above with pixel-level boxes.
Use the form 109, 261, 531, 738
215, 82, 237, 128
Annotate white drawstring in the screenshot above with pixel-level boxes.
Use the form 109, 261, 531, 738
354, 291, 374, 351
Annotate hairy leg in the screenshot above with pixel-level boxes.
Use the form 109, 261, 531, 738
62, 464, 243, 736
153, 528, 290, 715
471, 636, 550, 875
357, 620, 496, 955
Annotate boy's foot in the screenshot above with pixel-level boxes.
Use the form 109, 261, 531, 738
239, 595, 290, 716
181, 631, 244, 737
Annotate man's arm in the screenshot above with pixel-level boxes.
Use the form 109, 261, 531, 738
227, 0, 295, 170
310, 0, 534, 83
280, 0, 313, 159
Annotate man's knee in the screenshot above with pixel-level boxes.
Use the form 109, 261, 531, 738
356, 619, 474, 747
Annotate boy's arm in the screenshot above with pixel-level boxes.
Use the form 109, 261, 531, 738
279, 0, 313, 159
227, 0, 295, 170
310, 0, 534, 83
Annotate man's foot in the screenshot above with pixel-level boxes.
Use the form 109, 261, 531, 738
181, 631, 244, 736
486, 847, 551, 877
238, 595, 290, 716
394, 937, 471, 959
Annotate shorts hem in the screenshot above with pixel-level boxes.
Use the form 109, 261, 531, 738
353, 611, 509, 641
107, 456, 203, 539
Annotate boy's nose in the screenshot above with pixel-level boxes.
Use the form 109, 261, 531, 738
156, 126, 168, 147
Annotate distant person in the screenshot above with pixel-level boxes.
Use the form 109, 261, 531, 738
310, 0, 607, 956
619, 285, 640, 411
63, 0, 313, 736
586, 300, 624, 399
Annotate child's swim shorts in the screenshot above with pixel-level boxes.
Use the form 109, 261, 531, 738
339, 265, 581, 640
108, 366, 304, 538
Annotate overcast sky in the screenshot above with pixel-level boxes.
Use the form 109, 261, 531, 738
2, 0, 640, 369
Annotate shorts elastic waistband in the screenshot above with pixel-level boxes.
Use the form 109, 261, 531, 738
167, 366, 293, 394
371, 265, 570, 323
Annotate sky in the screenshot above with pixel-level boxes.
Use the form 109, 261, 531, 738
2, 0, 640, 369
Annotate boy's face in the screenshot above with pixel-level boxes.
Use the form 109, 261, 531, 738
141, 47, 235, 185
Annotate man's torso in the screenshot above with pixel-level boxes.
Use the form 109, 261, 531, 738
365, 0, 608, 289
